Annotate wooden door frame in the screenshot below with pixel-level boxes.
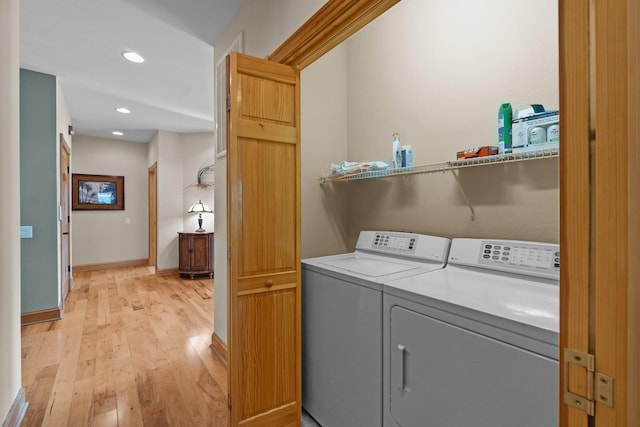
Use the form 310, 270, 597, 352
59, 134, 72, 310
560, 0, 640, 425
591, 0, 639, 425
148, 162, 158, 272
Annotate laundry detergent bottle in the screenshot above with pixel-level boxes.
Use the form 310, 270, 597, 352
498, 103, 513, 154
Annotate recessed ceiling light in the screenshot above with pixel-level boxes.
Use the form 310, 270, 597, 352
112, 131, 124, 136
116, 107, 131, 114
122, 51, 144, 63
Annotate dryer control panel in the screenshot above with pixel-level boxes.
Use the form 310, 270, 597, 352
448, 238, 559, 281
356, 231, 450, 262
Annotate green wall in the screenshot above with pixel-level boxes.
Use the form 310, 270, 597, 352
20, 69, 59, 313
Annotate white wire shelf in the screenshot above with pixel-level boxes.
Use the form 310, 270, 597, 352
318, 147, 559, 184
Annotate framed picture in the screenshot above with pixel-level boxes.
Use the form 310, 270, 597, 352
72, 173, 124, 211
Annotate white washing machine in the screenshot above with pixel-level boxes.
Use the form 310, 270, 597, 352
383, 238, 560, 427
302, 231, 451, 427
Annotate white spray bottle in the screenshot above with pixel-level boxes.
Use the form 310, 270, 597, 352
392, 133, 401, 169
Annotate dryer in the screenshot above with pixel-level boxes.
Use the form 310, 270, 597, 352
383, 238, 560, 427
302, 231, 451, 427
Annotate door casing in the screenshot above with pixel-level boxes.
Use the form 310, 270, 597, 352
59, 135, 72, 309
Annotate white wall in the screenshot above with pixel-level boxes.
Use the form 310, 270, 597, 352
182, 133, 215, 233
0, 0, 22, 419
71, 135, 149, 265
344, 0, 559, 245
156, 130, 184, 270
213, 0, 327, 344
148, 130, 159, 167
56, 80, 72, 149
301, 44, 350, 257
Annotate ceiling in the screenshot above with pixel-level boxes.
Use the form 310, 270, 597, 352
20, 0, 244, 143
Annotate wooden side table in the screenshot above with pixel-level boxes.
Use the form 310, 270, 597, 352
178, 232, 214, 279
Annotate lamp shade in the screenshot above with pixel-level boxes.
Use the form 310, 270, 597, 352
187, 200, 213, 214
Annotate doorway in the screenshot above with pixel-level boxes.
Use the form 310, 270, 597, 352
148, 162, 158, 272
59, 135, 71, 309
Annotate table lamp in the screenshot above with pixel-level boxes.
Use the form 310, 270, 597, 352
187, 199, 213, 232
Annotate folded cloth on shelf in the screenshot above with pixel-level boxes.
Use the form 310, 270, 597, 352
330, 161, 390, 176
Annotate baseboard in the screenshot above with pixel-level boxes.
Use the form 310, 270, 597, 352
73, 258, 148, 272
21, 306, 61, 326
156, 267, 179, 277
2, 387, 28, 427
210, 332, 228, 368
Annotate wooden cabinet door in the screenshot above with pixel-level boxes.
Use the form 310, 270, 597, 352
226, 52, 301, 427
178, 233, 192, 271
191, 234, 210, 272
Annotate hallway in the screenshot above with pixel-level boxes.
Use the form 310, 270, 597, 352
21, 267, 227, 426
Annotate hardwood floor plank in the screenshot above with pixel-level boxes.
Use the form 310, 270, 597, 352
113, 357, 145, 427
21, 266, 227, 426
40, 318, 85, 426
190, 336, 228, 392
136, 369, 170, 426
67, 376, 96, 426
21, 364, 58, 427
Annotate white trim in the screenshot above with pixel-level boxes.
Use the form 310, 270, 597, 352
2, 387, 28, 427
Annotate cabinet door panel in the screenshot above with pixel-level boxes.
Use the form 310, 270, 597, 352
179, 234, 192, 270
191, 234, 210, 271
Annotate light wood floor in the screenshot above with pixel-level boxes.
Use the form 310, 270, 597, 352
21, 266, 228, 427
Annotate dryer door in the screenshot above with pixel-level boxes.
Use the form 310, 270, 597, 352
389, 306, 558, 427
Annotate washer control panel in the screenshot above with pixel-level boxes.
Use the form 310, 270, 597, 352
355, 231, 450, 262
372, 232, 417, 253
479, 240, 559, 274
448, 238, 559, 280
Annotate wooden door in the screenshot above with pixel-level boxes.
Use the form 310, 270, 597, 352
148, 163, 157, 271
226, 51, 301, 427
560, 0, 640, 425
59, 135, 71, 307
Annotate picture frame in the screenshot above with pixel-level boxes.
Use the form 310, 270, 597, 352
72, 173, 125, 211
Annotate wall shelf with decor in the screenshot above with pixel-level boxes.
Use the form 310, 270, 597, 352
318, 147, 559, 220
318, 148, 559, 185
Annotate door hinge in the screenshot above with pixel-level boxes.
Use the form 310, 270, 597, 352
226, 95, 231, 112
227, 393, 232, 409
564, 348, 614, 416
227, 246, 231, 262
67, 166, 70, 173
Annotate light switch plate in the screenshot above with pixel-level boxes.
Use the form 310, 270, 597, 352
20, 226, 33, 238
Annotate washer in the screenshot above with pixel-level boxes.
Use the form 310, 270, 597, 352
383, 238, 560, 427
302, 231, 451, 427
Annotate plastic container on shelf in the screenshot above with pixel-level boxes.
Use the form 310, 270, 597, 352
498, 103, 513, 154
547, 124, 559, 143
401, 145, 413, 169
529, 126, 547, 145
